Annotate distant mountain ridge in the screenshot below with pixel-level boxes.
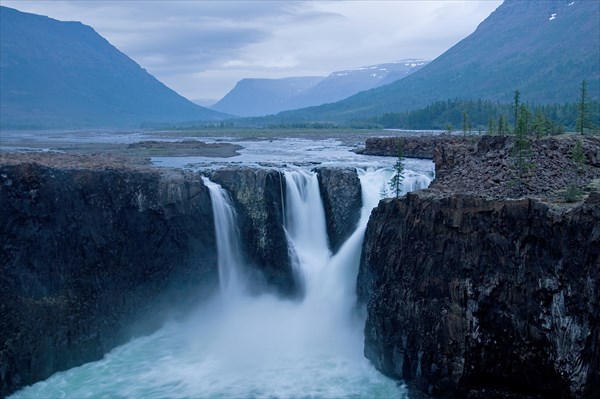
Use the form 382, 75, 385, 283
271, 0, 600, 122
0, 6, 228, 129
211, 76, 323, 117
211, 60, 428, 117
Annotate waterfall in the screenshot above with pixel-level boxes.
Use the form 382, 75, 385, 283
283, 169, 331, 294
283, 167, 432, 323
15, 165, 433, 399
202, 177, 245, 297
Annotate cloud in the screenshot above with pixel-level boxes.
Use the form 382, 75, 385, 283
1, 0, 502, 101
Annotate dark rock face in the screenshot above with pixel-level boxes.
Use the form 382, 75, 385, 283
432, 135, 600, 200
361, 136, 463, 159
0, 163, 218, 397
315, 167, 362, 253
209, 167, 296, 296
358, 191, 599, 398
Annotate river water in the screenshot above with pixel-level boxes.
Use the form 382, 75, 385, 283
9, 135, 434, 399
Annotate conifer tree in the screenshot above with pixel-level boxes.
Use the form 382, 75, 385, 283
388, 141, 405, 198
513, 104, 534, 186
532, 110, 546, 138
513, 89, 521, 131
462, 112, 471, 136
488, 117, 495, 135
571, 139, 587, 174
498, 114, 505, 136
576, 80, 589, 135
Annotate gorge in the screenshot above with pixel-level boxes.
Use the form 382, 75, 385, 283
1, 135, 598, 398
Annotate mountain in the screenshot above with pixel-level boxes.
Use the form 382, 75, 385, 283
284, 60, 428, 111
211, 60, 428, 117
0, 6, 228, 129
273, 0, 600, 122
211, 76, 323, 117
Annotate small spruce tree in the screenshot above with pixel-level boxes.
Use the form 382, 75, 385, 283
462, 112, 470, 137
498, 114, 505, 136
487, 117, 495, 135
512, 104, 534, 187
532, 110, 546, 138
513, 89, 521, 131
576, 80, 589, 135
388, 141, 405, 198
571, 139, 587, 174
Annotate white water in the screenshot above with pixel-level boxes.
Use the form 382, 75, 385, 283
11, 166, 431, 399
202, 177, 245, 297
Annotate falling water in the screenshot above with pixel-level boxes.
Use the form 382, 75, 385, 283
202, 177, 245, 297
283, 169, 331, 295
10, 166, 432, 399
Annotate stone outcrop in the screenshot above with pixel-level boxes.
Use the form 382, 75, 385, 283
0, 159, 218, 397
360, 135, 463, 159
358, 191, 600, 398
209, 167, 296, 296
315, 167, 362, 253
431, 135, 600, 199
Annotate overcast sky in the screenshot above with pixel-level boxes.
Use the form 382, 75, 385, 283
2, 0, 502, 103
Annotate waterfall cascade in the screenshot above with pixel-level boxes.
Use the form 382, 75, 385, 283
202, 177, 245, 297
11, 165, 432, 399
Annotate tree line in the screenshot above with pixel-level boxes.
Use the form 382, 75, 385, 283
365, 87, 599, 134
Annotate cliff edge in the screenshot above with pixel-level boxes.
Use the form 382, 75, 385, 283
358, 135, 600, 398
0, 153, 219, 397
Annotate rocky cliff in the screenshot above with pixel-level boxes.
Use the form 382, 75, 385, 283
209, 167, 295, 296
359, 136, 463, 159
315, 167, 362, 253
358, 192, 599, 398
357, 134, 600, 398
0, 155, 218, 397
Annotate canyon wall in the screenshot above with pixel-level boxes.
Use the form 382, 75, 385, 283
0, 161, 219, 397
357, 133, 600, 399
358, 191, 599, 398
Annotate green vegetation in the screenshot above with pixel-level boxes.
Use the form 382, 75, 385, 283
462, 112, 471, 136
561, 184, 584, 203
388, 142, 405, 198
577, 80, 590, 134
365, 98, 597, 133
513, 103, 534, 182
513, 89, 521, 127
571, 139, 587, 173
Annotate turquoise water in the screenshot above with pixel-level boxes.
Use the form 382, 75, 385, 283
11, 297, 406, 398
